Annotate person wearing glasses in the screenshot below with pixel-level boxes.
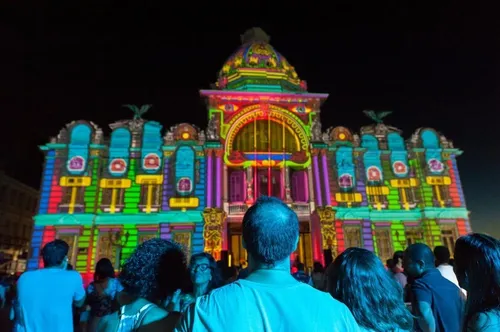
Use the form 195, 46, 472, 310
167, 253, 223, 313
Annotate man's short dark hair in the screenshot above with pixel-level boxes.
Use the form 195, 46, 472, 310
433, 246, 451, 264
242, 196, 299, 265
42, 239, 69, 268
406, 243, 435, 267
393, 251, 405, 264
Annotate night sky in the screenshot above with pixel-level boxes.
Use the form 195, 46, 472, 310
2, 3, 498, 237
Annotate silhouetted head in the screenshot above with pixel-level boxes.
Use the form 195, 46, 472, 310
433, 246, 451, 266
454, 233, 500, 328
42, 240, 69, 268
188, 252, 223, 294
296, 262, 305, 272
94, 258, 115, 281
242, 196, 299, 267
392, 251, 405, 268
386, 259, 395, 269
404, 243, 435, 278
327, 248, 413, 332
313, 261, 324, 273
119, 239, 186, 303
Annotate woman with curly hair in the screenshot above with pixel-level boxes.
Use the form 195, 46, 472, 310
98, 238, 187, 332
454, 233, 500, 331
166, 252, 223, 313
327, 247, 413, 332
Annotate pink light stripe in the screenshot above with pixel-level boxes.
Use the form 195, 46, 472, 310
171, 226, 193, 230
438, 219, 457, 224
216, 156, 222, 207
343, 220, 361, 225
137, 227, 159, 232
321, 154, 331, 205
404, 222, 419, 227
57, 228, 80, 234
200, 90, 329, 99
374, 222, 391, 227
98, 227, 122, 232
207, 153, 213, 207
312, 156, 322, 206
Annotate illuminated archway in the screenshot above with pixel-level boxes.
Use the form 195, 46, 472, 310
224, 105, 310, 167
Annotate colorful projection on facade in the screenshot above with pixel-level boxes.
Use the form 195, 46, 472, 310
29, 28, 471, 281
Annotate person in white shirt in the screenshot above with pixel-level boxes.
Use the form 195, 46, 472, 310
17, 239, 86, 332
175, 196, 360, 332
434, 245, 467, 298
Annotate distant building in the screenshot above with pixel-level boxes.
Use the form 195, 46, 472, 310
0, 171, 38, 273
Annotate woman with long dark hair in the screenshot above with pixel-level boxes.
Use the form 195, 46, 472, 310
327, 247, 413, 332
85, 258, 123, 332
454, 233, 500, 331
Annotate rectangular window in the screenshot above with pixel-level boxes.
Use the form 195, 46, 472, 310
374, 229, 393, 263
399, 187, 417, 207
138, 232, 157, 245
433, 185, 451, 207
172, 231, 192, 261
405, 229, 425, 246
229, 171, 245, 202
230, 234, 247, 267
291, 170, 308, 202
344, 226, 362, 249
97, 232, 120, 269
440, 225, 458, 256
256, 170, 281, 199
100, 188, 126, 213
59, 187, 85, 212
367, 186, 387, 208
56, 233, 78, 266
139, 184, 162, 212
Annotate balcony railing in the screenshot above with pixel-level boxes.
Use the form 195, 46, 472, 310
58, 204, 85, 213
291, 202, 310, 215
100, 205, 125, 213
228, 203, 248, 215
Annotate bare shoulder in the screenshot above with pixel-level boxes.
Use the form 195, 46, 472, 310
468, 311, 500, 332
141, 306, 168, 325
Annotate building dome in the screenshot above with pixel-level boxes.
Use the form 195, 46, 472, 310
216, 28, 307, 92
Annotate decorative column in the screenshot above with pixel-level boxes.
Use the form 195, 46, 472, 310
312, 149, 323, 206
245, 166, 254, 204
307, 165, 315, 211
215, 150, 223, 208
223, 164, 228, 205
161, 152, 172, 211
316, 207, 337, 259
320, 149, 331, 206
206, 149, 213, 208
284, 166, 292, 202
202, 208, 226, 261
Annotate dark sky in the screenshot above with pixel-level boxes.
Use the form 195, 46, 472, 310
2, 3, 499, 237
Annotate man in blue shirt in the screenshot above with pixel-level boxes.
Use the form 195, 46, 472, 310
404, 243, 464, 332
17, 240, 86, 332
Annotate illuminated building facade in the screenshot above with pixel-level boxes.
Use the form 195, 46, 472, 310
28, 28, 471, 279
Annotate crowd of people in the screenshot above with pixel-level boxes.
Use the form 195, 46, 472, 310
5, 196, 500, 331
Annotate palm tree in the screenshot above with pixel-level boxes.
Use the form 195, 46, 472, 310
363, 110, 392, 124
122, 104, 152, 119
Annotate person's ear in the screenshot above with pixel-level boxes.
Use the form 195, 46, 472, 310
417, 260, 426, 270
293, 236, 299, 251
